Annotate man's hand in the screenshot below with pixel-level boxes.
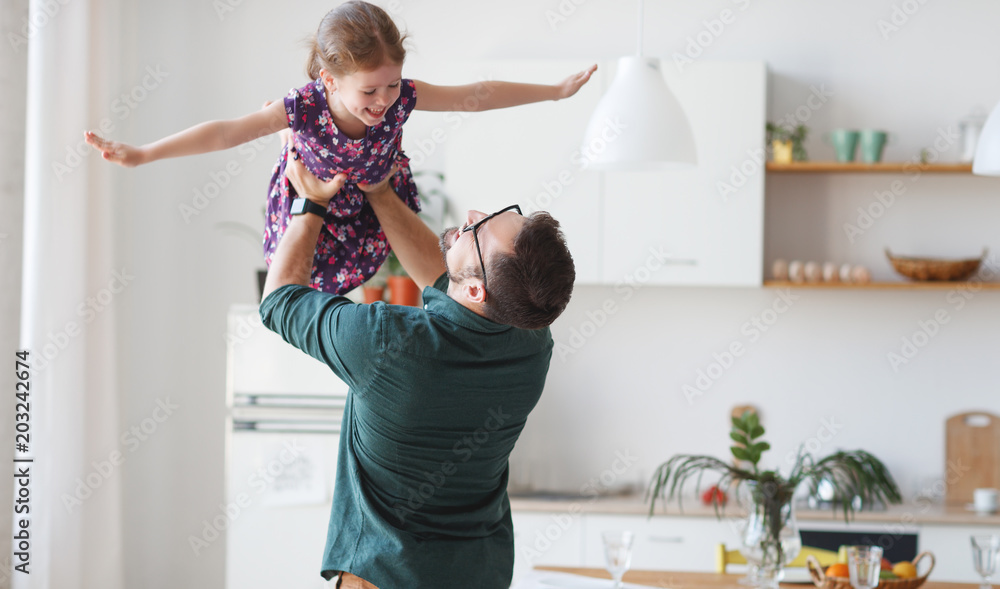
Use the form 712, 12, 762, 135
285, 147, 348, 205
357, 164, 399, 200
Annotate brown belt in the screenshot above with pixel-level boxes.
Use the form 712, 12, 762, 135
337, 572, 380, 589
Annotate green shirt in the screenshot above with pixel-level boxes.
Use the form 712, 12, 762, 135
260, 274, 553, 588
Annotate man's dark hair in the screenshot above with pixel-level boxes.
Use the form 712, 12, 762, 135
481, 212, 575, 329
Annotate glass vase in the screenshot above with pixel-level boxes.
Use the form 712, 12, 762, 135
739, 482, 802, 589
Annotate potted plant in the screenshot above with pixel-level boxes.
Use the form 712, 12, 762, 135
766, 122, 809, 163
385, 251, 421, 306
647, 410, 901, 588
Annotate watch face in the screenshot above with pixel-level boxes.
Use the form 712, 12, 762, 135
290, 198, 306, 215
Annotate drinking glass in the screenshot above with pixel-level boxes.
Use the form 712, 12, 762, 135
847, 545, 884, 589
972, 535, 1000, 589
602, 530, 635, 589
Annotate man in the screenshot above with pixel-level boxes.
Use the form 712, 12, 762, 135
259, 147, 575, 589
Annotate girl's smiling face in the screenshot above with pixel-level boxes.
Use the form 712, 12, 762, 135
322, 62, 403, 127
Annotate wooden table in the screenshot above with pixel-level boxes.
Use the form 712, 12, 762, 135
536, 568, 978, 589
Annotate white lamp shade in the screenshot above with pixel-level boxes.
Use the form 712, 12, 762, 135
973, 99, 1000, 176
580, 56, 697, 171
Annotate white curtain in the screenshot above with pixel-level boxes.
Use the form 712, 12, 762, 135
16, 0, 125, 586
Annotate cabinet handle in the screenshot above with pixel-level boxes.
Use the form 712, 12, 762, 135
648, 535, 684, 544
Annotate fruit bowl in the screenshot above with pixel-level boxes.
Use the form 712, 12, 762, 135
806, 552, 935, 589
885, 248, 987, 282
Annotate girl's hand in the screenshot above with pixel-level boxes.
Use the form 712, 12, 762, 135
358, 164, 399, 199
83, 131, 147, 167
556, 64, 598, 100
285, 147, 347, 206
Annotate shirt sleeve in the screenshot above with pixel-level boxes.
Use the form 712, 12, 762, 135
259, 284, 382, 390
283, 86, 305, 132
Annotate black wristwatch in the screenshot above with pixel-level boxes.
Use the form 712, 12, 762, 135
290, 197, 328, 217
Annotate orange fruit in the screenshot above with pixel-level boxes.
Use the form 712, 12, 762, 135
826, 563, 850, 578
892, 562, 917, 579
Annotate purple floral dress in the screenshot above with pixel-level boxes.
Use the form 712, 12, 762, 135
263, 78, 420, 294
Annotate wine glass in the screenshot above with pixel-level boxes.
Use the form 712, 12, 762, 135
602, 530, 635, 589
847, 545, 884, 589
972, 535, 1000, 589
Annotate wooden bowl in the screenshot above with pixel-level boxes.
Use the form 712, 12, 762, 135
885, 248, 987, 282
807, 552, 935, 589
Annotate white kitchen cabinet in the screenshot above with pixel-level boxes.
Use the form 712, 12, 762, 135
442, 60, 765, 286
601, 61, 766, 286
918, 524, 988, 583
511, 510, 587, 584
583, 513, 743, 571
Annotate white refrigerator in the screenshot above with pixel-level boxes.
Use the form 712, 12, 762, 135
225, 305, 348, 589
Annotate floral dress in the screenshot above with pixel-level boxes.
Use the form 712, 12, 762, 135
263, 78, 420, 294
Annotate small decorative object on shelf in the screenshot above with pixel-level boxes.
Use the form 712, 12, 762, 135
648, 410, 902, 589
772, 259, 790, 281
804, 261, 822, 283
766, 122, 809, 163
886, 248, 987, 282
773, 259, 871, 285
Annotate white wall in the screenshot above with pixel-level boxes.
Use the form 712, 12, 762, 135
106, 1, 1000, 587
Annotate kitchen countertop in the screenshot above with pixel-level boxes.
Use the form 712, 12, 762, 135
509, 493, 1000, 526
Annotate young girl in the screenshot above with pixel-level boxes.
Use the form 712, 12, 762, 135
85, 0, 596, 295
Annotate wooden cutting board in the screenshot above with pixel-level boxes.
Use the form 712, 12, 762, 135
945, 411, 1000, 505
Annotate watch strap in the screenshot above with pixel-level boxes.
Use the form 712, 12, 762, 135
291, 197, 328, 217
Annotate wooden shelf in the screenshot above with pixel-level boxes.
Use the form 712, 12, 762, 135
764, 280, 1000, 290
766, 161, 974, 174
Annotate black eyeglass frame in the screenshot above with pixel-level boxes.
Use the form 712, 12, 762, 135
460, 204, 523, 291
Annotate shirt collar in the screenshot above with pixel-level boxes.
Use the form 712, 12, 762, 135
421, 284, 512, 334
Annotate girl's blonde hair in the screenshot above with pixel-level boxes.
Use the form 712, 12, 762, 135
306, 1, 407, 80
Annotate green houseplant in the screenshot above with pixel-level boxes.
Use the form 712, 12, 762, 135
647, 410, 901, 587
766, 122, 809, 163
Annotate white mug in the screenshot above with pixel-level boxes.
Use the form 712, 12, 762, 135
974, 488, 998, 513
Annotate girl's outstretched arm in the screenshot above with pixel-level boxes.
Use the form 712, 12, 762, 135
412, 64, 597, 113
84, 99, 289, 167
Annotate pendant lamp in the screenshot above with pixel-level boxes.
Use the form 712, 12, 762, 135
973, 99, 1000, 176
580, 0, 696, 171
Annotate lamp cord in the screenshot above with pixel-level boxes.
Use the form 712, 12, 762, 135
636, 0, 644, 57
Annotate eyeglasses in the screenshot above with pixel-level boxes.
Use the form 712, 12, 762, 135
460, 204, 522, 291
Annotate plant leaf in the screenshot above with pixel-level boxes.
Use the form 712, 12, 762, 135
731, 447, 751, 461
730, 432, 749, 446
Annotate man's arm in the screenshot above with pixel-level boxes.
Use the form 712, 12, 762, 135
261, 149, 347, 301
359, 171, 446, 291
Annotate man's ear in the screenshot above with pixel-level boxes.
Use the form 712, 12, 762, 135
463, 280, 486, 305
